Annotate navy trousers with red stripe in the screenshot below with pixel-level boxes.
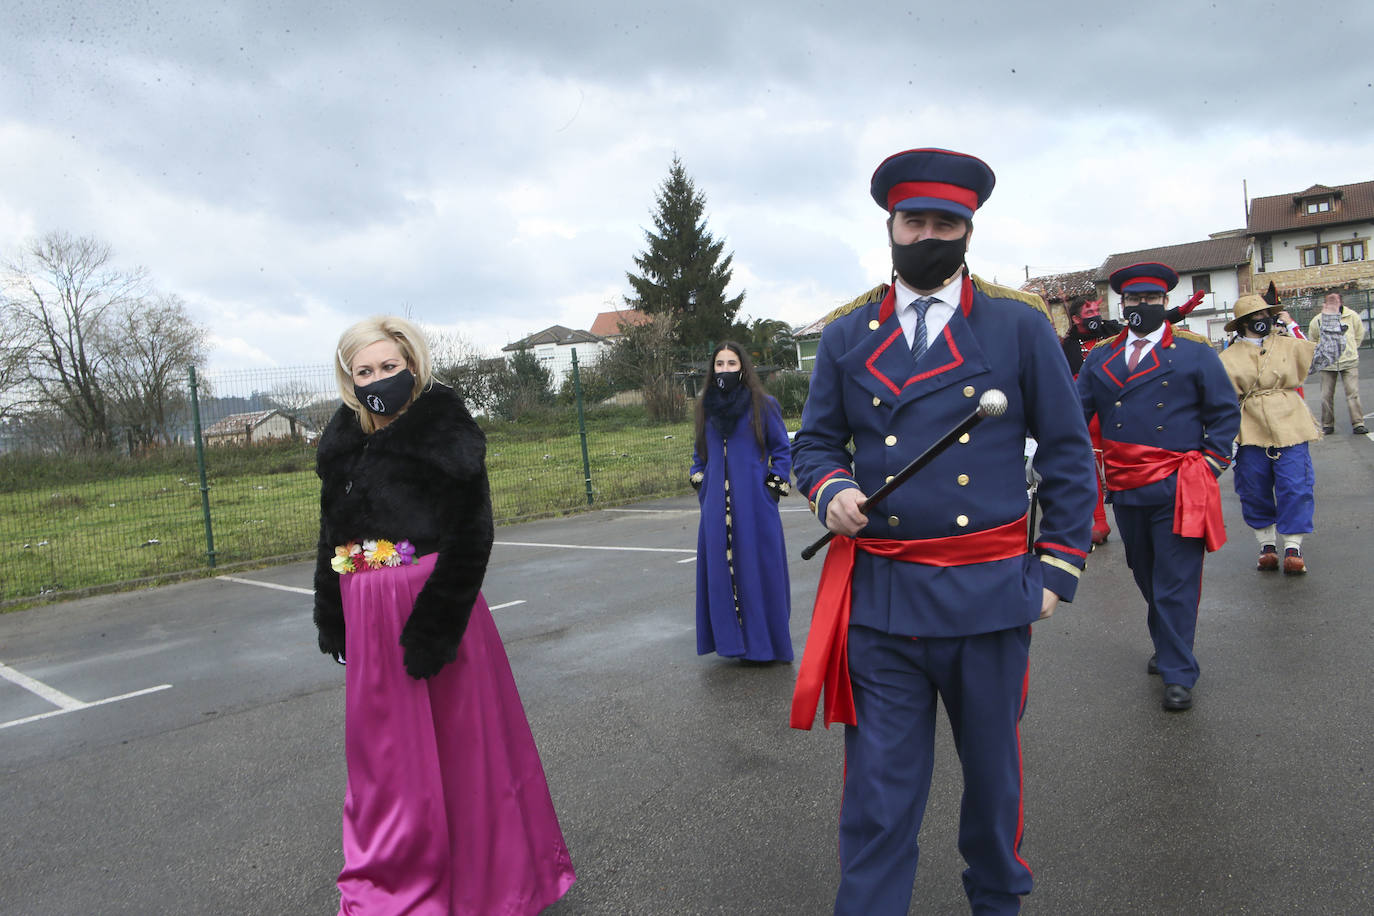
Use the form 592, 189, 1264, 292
838, 624, 1033, 916
1112, 501, 1205, 687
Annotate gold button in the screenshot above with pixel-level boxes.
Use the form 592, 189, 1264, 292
885, 435, 897, 446
956, 514, 969, 527
957, 474, 970, 486
869, 319, 880, 330
885, 475, 895, 483
1161, 380, 1169, 387
1157, 402, 1164, 408
963, 386, 975, 397
1168, 343, 1176, 349
1116, 423, 1123, 428
1114, 401, 1122, 408
872, 396, 881, 407
888, 515, 900, 527
809, 501, 817, 513
1156, 425, 1164, 431
958, 433, 970, 444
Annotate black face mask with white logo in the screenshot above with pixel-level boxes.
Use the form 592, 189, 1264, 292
355, 369, 415, 415
1123, 303, 1167, 335
891, 236, 967, 291
1245, 316, 1272, 337
714, 370, 742, 393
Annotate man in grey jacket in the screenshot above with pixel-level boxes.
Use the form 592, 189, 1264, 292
1307, 292, 1368, 435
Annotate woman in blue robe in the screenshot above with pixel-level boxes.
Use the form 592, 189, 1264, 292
689, 342, 794, 662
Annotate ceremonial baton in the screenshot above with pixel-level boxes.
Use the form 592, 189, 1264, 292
800, 388, 1009, 561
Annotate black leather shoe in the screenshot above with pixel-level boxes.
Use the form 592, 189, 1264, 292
1162, 684, 1192, 711
1147, 654, 1159, 676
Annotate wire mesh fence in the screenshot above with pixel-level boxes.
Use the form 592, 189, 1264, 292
2, 360, 808, 607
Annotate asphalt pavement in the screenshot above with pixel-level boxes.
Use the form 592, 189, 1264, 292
2, 362, 1373, 915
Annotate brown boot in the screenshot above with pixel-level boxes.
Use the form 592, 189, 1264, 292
1283, 548, 1307, 575
1256, 545, 1279, 571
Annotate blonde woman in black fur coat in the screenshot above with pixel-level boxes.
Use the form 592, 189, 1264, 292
313, 316, 574, 915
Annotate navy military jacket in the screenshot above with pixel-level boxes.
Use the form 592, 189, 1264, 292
1076, 325, 1239, 507
792, 275, 1096, 638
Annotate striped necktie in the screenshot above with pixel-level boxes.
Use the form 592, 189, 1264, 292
911, 297, 933, 364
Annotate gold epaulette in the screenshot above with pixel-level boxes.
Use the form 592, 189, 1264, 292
1172, 326, 1210, 346
1089, 336, 1117, 351
821, 284, 889, 326
971, 275, 1052, 323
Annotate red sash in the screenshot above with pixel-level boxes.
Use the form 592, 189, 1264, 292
1101, 440, 1227, 552
789, 514, 1029, 730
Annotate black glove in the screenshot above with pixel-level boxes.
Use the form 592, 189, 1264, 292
400, 637, 457, 680
317, 627, 346, 664
765, 472, 791, 503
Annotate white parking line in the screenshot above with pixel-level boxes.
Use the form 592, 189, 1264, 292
0, 661, 84, 710
218, 576, 314, 596
0, 661, 173, 731
676, 557, 697, 564
489, 600, 527, 611
495, 540, 694, 554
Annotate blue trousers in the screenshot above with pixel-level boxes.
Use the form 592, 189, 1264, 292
1112, 502, 1205, 688
837, 624, 1032, 916
1232, 443, 1315, 535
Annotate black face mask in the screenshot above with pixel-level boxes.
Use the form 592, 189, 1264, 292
1123, 303, 1167, 335
1246, 316, 1272, 337
891, 236, 967, 291
1083, 315, 1105, 336
714, 370, 742, 393
355, 368, 415, 415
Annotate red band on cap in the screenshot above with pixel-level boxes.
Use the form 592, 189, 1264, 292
1124, 276, 1169, 291
885, 181, 978, 212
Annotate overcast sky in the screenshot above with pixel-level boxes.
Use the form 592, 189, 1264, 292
3, 1, 1371, 371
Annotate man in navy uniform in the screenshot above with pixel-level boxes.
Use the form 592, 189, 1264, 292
790, 148, 1096, 916
1076, 262, 1240, 711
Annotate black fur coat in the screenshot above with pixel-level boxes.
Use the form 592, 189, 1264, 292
312, 382, 493, 678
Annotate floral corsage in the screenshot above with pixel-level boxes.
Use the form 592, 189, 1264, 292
331, 538, 417, 574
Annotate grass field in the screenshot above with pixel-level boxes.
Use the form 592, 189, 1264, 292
1, 411, 706, 606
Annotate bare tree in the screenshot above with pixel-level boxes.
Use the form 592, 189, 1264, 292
4, 233, 148, 449
603, 314, 686, 422
429, 327, 499, 415
101, 293, 208, 448
266, 377, 335, 437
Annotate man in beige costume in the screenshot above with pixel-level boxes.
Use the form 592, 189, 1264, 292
1220, 295, 1320, 574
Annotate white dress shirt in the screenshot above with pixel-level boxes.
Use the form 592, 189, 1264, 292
1126, 322, 1167, 363
894, 273, 962, 352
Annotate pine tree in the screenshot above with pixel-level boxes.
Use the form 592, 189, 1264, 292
626, 157, 744, 351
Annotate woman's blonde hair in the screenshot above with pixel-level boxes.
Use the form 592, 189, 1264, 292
334, 315, 433, 432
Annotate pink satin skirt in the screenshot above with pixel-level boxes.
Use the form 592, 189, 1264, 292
338, 555, 576, 915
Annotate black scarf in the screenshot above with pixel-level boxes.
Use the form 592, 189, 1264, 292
704, 382, 751, 437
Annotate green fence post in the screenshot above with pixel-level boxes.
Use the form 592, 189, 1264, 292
571, 348, 594, 505
188, 366, 217, 568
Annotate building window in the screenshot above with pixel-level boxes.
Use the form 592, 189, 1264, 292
1306, 199, 1332, 214
1191, 275, 1212, 295
1301, 245, 1331, 267
1259, 238, 1273, 267
1339, 241, 1366, 262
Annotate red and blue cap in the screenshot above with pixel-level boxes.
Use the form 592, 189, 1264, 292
870, 148, 995, 220
1109, 262, 1179, 295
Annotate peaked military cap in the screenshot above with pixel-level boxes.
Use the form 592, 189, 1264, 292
870, 148, 995, 219
1109, 261, 1179, 295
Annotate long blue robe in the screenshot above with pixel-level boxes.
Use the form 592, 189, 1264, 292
691, 395, 793, 661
